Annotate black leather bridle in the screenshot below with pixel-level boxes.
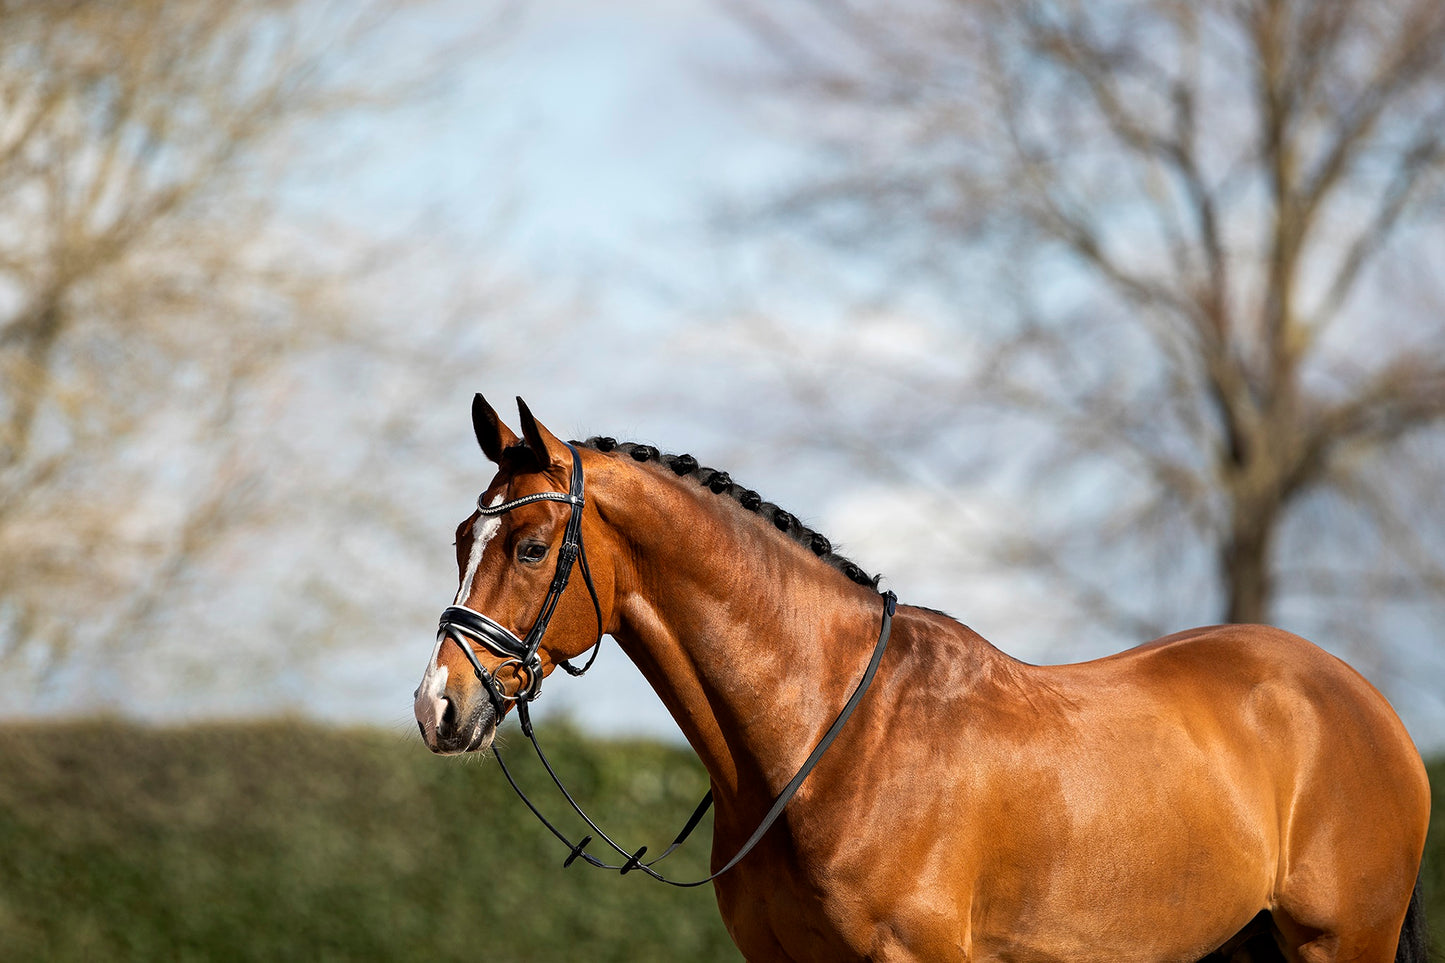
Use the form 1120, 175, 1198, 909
434, 442, 897, 886
437, 441, 603, 722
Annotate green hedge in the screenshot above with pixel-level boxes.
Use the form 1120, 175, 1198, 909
0, 720, 738, 962
0, 720, 1439, 961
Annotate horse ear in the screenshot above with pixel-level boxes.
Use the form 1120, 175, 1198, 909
516, 397, 564, 470
472, 393, 518, 464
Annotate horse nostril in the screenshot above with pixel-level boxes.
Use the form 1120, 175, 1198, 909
440, 697, 459, 735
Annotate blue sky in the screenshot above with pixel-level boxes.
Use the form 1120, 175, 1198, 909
334, 0, 785, 289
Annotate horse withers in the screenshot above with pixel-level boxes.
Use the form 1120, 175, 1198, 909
415, 395, 1431, 963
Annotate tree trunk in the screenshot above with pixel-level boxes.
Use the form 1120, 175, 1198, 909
1222, 514, 1273, 625
1, 295, 64, 470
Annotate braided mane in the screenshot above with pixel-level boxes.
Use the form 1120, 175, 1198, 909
575, 436, 881, 589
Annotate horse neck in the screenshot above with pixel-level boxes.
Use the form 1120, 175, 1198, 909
593, 461, 885, 807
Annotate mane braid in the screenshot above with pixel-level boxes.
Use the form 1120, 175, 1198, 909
575, 437, 882, 589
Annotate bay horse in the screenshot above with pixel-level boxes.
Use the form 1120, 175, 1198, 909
414, 395, 1431, 963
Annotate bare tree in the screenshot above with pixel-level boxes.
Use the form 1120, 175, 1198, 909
724, 0, 1445, 678
0, 0, 474, 679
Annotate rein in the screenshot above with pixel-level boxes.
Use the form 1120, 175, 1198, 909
436, 443, 898, 887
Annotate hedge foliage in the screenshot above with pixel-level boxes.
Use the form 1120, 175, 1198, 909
0, 720, 1439, 961
0, 719, 738, 962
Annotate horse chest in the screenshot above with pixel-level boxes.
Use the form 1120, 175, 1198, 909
716, 861, 889, 963
714, 836, 968, 963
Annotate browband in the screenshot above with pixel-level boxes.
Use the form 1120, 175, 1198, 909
477, 490, 580, 515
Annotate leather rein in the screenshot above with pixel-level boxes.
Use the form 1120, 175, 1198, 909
436, 442, 897, 887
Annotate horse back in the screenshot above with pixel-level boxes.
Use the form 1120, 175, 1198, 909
1033, 622, 1429, 842
1085, 622, 1421, 770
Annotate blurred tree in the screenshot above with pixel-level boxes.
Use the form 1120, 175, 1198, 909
0, 0, 473, 680
727, 0, 1445, 680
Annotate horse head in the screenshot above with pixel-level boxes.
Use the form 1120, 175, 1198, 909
414, 394, 613, 754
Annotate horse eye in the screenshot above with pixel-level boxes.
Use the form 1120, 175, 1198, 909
517, 541, 548, 564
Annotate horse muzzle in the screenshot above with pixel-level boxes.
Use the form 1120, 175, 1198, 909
415, 682, 498, 755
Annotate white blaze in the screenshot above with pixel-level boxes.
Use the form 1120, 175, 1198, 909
416, 492, 505, 741
414, 635, 450, 738
454, 493, 505, 605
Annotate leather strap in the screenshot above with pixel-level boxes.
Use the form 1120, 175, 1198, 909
496, 590, 897, 887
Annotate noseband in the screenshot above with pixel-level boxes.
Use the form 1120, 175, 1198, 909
433, 441, 897, 887
436, 441, 603, 719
